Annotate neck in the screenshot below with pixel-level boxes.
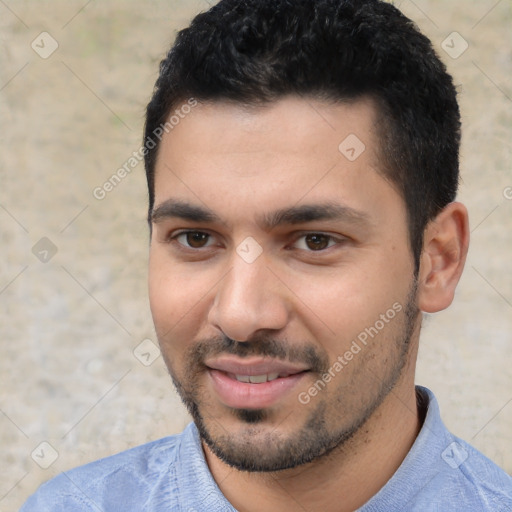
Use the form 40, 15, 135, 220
204, 364, 422, 512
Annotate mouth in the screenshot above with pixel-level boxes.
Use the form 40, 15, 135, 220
205, 356, 310, 409
229, 372, 289, 383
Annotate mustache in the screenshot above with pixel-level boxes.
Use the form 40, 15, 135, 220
185, 334, 330, 374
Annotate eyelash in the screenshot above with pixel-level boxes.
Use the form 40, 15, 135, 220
167, 230, 345, 253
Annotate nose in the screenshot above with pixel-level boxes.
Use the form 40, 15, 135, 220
207, 254, 289, 342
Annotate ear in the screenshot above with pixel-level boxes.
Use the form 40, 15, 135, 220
417, 202, 469, 313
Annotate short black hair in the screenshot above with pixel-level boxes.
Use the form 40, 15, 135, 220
144, 0, 461, 271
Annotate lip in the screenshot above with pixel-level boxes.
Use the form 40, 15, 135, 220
205, 355, 309, 376
205, 356, 310, 409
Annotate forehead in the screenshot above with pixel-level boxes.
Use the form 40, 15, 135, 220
157, 96, 379, 162
152, 96, 402, 224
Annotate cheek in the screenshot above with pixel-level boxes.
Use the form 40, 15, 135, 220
287, 259, 410, 350
149, 254, 201, 335
148, 250, 222, 351
149, 270, 203, 374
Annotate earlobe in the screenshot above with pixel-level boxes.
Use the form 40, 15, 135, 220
417, 202, 470, 313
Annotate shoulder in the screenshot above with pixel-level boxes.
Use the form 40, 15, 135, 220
425, 436, 512, 511
407, 387, 512, 511
20, 430, 187, 512
363, 387, 512, 512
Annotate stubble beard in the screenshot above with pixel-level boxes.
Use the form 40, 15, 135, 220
163, 281, 419, 473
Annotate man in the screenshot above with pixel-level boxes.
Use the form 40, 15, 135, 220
22, 0, 512, 510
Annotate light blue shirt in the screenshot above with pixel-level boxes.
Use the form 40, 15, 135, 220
21, 387, 512, 511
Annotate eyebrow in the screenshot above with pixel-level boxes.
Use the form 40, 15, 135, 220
151, 200, 221, 224
150, 199, 371, 229
261, 203, 371, 230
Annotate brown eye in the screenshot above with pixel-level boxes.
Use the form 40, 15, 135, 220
304, 234, 333, 251
176, 231, 212, 248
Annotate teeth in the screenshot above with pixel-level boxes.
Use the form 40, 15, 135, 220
234, 373, 280, 383
249, 374, 267, 384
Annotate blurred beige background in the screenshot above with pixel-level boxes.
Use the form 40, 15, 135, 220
1, 0, 511, 510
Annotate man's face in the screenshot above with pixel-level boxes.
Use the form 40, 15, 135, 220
149, 97, 420, 471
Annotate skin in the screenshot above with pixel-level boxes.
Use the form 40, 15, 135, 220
148, 96, 469, 512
